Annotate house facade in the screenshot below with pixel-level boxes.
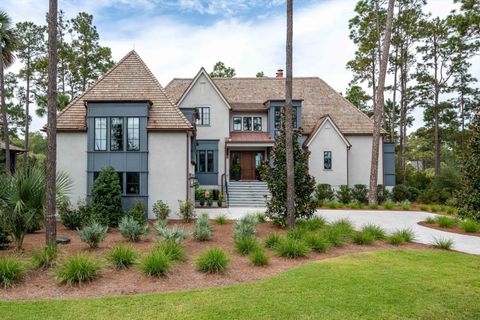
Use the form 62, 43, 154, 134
57, 51, 394, 218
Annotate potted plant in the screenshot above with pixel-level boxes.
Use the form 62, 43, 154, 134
199, 192, 205, 206
231, 163, 241, 181
205, 190, 212, 207
217, 192, 223, 207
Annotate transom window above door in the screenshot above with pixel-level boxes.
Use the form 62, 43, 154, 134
233, 116, 262, 131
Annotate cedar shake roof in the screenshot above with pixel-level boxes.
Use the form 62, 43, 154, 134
227, 132, 275, 143
56, 51, 192, 132
165, 77, 377, 135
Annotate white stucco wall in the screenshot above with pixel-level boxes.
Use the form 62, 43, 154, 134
148, 132, 188, 219
231, 112, 268, 132
308, 121, 348, 188
347, 135, 383, 186
57, 132, 87, 207
178, 72, 230, 186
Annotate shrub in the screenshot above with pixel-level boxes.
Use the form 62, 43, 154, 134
420, 204, 429, 212
361, 224, 386, 240
178, 200, 195, 222
315, 184, 334, 202
0, 256, 23, 287
57, 254, 100, 285
127, 200, 147, 225
351, 184, 368, 204
425, 216, 436, 224
352, 231, 375, 245
140, 250, 171, 277
217, 192, 223, 207
276, 238, 310, 258
31, 245, 58, 269
336, 185, 352, 204
369, 203, 379, 209
233, 216, 256, 240
155, 221, 188, 243
152, 200, 170, 221
287, 227, 307, 240
193, 213, 213, 241
155, 241, 186, 262
407, 186, 420, 202
397, 228, 416, 242
383, 200, 396, 210
386, 233, 406, 245
430, 205, 440, 213
323, 228, 345, 247
78, 222, 108, 248
264, 233, 282, 249
327, 200, 343, 209
59, 202, 84, 230
256, 212, 267, 223
119, 216, 149, 242
235, 237, 259, 255
304, 234, 329, 253
330, 218, 354, 236
432, 237, 454, 250
401, 201, 412, 211
249, 249, 269, 266
347, 201, 364, 209
76, 199, 93, 225
460, 219, 480, 233
107, 245, 137, 269
215, 215, 228, 225
0, 225, 10, 248
435, 216, 458, 228
446, 207, 457, 215
296, 216, 326, 231
90, 166, 123, 227
196, 247, 229, 273
207, 198, 213, 207
392, 184, 410, 202
376, 184, 390, 204
387, 228, 416, 245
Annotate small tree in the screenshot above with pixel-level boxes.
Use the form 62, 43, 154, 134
91, 166, 123, 227
260, 119, 316, 227
457, 114, 480, 221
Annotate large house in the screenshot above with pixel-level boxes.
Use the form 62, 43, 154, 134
57, 51, 395, 217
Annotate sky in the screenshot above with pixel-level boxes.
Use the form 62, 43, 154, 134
2, 0, 479, 134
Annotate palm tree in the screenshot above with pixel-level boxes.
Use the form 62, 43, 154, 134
368, 0, 395, 204
45, 0, 58, 245
0, 10, 17, 175
285, 0, 295, 228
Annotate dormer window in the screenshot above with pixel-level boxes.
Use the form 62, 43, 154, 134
233, 116, 263, 132
196, 107, 210, 126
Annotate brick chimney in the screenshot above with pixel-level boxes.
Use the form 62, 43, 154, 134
276, 69, 284, 78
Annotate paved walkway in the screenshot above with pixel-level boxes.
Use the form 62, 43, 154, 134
195, 207, 480, 255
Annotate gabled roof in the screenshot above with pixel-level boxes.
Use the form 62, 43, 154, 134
57, 51, 192, 132
303, 115, 351, 148
165, 77, 378, 135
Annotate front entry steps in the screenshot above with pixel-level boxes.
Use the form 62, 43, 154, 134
227, 181, 271, 207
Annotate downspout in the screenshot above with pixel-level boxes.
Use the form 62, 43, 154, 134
346, 145, 351, 186
186, 131, 189, 201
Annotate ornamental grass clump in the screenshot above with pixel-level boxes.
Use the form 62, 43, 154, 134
352, 231, 375, 245
0, 256, 24, 288
276, 238, 310, 259
155, 241, 186, 262
425, 216, 436, 224
322, 227, 346, 247
235, 237, 259, 255
330, 219, 354, 236
264, 233, 282, 249
435, 216, 458, 228
296, 216, 326, 231
460, 219, 480, 233
140, 250, 171, 277
249, 249, 269, 266
155, 220, 188, 243
304, 234, 329, 253
361, 224, 386, 240
193, 213, 213, 241
387, 228, 416, 245
31, 245, 58, 269
57, 253, 100, 285
432, 237, 454, 250
401, 201, 412, 211
215, 215, 228, 225
233, 215, 256, 240
119, 216, 149, 242
78, 222, 108, 248
196, 247, 230, 274
287, 226, 308, 240
107, 245, 137, 269
327, 200, 343, 209
383, 200, 396, 210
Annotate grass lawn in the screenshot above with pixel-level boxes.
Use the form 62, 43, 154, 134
1, 249, 479, 320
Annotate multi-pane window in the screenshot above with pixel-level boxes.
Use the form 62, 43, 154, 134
233, 116, 262, 132
253, 117, 262, 131
196, 150, 215, 173
233, 117, 242, 131
324, 151, 332, 170
207, 151, 214, 173
127, 118, 140, 151
274, 107, 297, 136
198, 151, 206, 172
243, 117, 252, 131
110, 117, 123, 151
196, 107, 210, 126
94, 118, 107, 151
126, 172, 140, 195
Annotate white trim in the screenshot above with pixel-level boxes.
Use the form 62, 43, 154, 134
305, 116, 351, 148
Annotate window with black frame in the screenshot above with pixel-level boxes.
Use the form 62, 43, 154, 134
253, 117, 262, 131
243, 117, 252, 131
127, 117, 140, 151
126, 172, 140, 195
196, 107, 210, 126
324, 151, 332, 170
233, 117, 242, 131
94, 118, 107, 151
110, 117, 123, 151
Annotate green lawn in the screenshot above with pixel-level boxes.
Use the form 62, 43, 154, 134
1, 250, 479, 320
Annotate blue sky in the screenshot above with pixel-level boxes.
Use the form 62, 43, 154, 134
3, 0, 478, 133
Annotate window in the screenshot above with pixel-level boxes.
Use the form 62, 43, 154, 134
233, 117, 242, 131
127, 118, 140, 151
196, 149, 216, 173
94, 118, 107, 151
207, 150, 214, 173
243, 117, 252, 131
196, 107, 210, 126
198, 150, 206, 172
253, 117, 262, 131
324, 151, 332, 170
274, 106, 298, 136
126, 172, 140, 195
110, 117, 123, 151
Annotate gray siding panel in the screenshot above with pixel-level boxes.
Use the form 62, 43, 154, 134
195, 140, 219, 186
383, 142, 395, 187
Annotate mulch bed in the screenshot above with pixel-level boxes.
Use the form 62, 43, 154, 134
418, 221, 480, 238
0, 220, 428, 301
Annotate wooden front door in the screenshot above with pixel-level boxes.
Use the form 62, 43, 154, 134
240, 152, 256, 180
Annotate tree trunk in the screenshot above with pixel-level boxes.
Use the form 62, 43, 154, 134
368, 0, 395, 205
391, 47, 398, 143
460, 91, 465, 160
433, 40, 440, 176
45, 0, 58, 246
0, 45, 11, 175
24, 62, 30, 167
285, 0, 295, 229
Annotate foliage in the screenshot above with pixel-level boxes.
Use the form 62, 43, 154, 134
264, 233, 282, 249
155, 221, 188, 243
330, 219, 354, 236
90, 166, 123, 227
336, 185, 352, 204
432, 237, 454, 250
57, 253, 100, 285
392, 184, 410, 202
255, 212, 266, 223
0, 224, 11, 248
425, 216, 435, 224
435, 216, 457, 228
347, 201, 364, 209
351, 184, 369, 204
344, 84, 372, 115
232, 215, 256, 240
369, 203, 379, 209
315, 184, 335, 202
155, 241, 186, 262
304, 234, 329, 253
376, 185, 389, 204
352, 231, 375, 245
286, 226, 308, 240
215, 215, 228, 225
118, 216, 149, 242
235, 237, 259, 255
383, 200, 396, 210
361, 224, 386, 240
196, 247, 230, 274
296, 216, 326, 231
126, 200, 147, 225
400, 201, 412, 211
460, 219, 480, 233
249, 249, 269, 266
217, 192, 223, 207
31, 245, 57, 269
0, 256, 23, 288
420, 204, 430, 212
327, 200, 343, 209
59, 201, 85, 230
387, 228, 416, 245
78, 222, 108, 248
386, 233, 406, 245
107, 245, 137, 269
178, 200, 195, 222
193, 213, 213, 241
152, 200, 170, 221
276, 238, 310, 259
209, 61, 236, 78
139, 250, 171, 277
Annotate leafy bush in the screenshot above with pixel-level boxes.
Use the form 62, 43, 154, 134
315, 184, 335, 202
140, 250, 171, 277
193, 213, 213, 241
155, 221, 188, 243
59, 201, 85, 230
196, 247, 230, 274
296, 216, 326, 231
352, 231, 375, 245
351, 184, 368, 204
327, 200, 343, 209
376, 185, 390, 204
107, 245, 137, 269
152, 200, 170, 221
78, 222, 108, 248
336, 185, 352, 204
304, 234, 329, 253
0, 256, 23, 288
407, 186, 420, 202
233, 216, 256, 240
155, 241, 186, 262
215, 215, 228, 225
401, 201, 412, 211
276, 238, 310, 258
264, 233, 282, 249
432, 237, 454, 250
127, 200, 147, 225
90, 166, 123, 227
178, 200, 195, 222
119, 216, 149, 242
361, 224, 386, 240
249, 249, 269, 266
57, 253, 100, 285
419, 188, 451, 204
435, 216, 457, 228
383, 200, 396, 210
392, 184, 410, 202
235, 237, 259, 255
460, 219, 480, 233
31, 245, 58, 269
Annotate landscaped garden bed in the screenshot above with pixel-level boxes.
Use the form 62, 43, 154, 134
419, 216, 480, 237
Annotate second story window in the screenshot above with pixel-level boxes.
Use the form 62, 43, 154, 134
243, 117, 252, 131
274, 106, 298, 136
233, 117, 242, 131
196, 107, 210, 126
111, 117, 123, 151
94, 118, 107, 151
324, 151, 332, 170
253, 117, 262, 131
127, 118, 140, 151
